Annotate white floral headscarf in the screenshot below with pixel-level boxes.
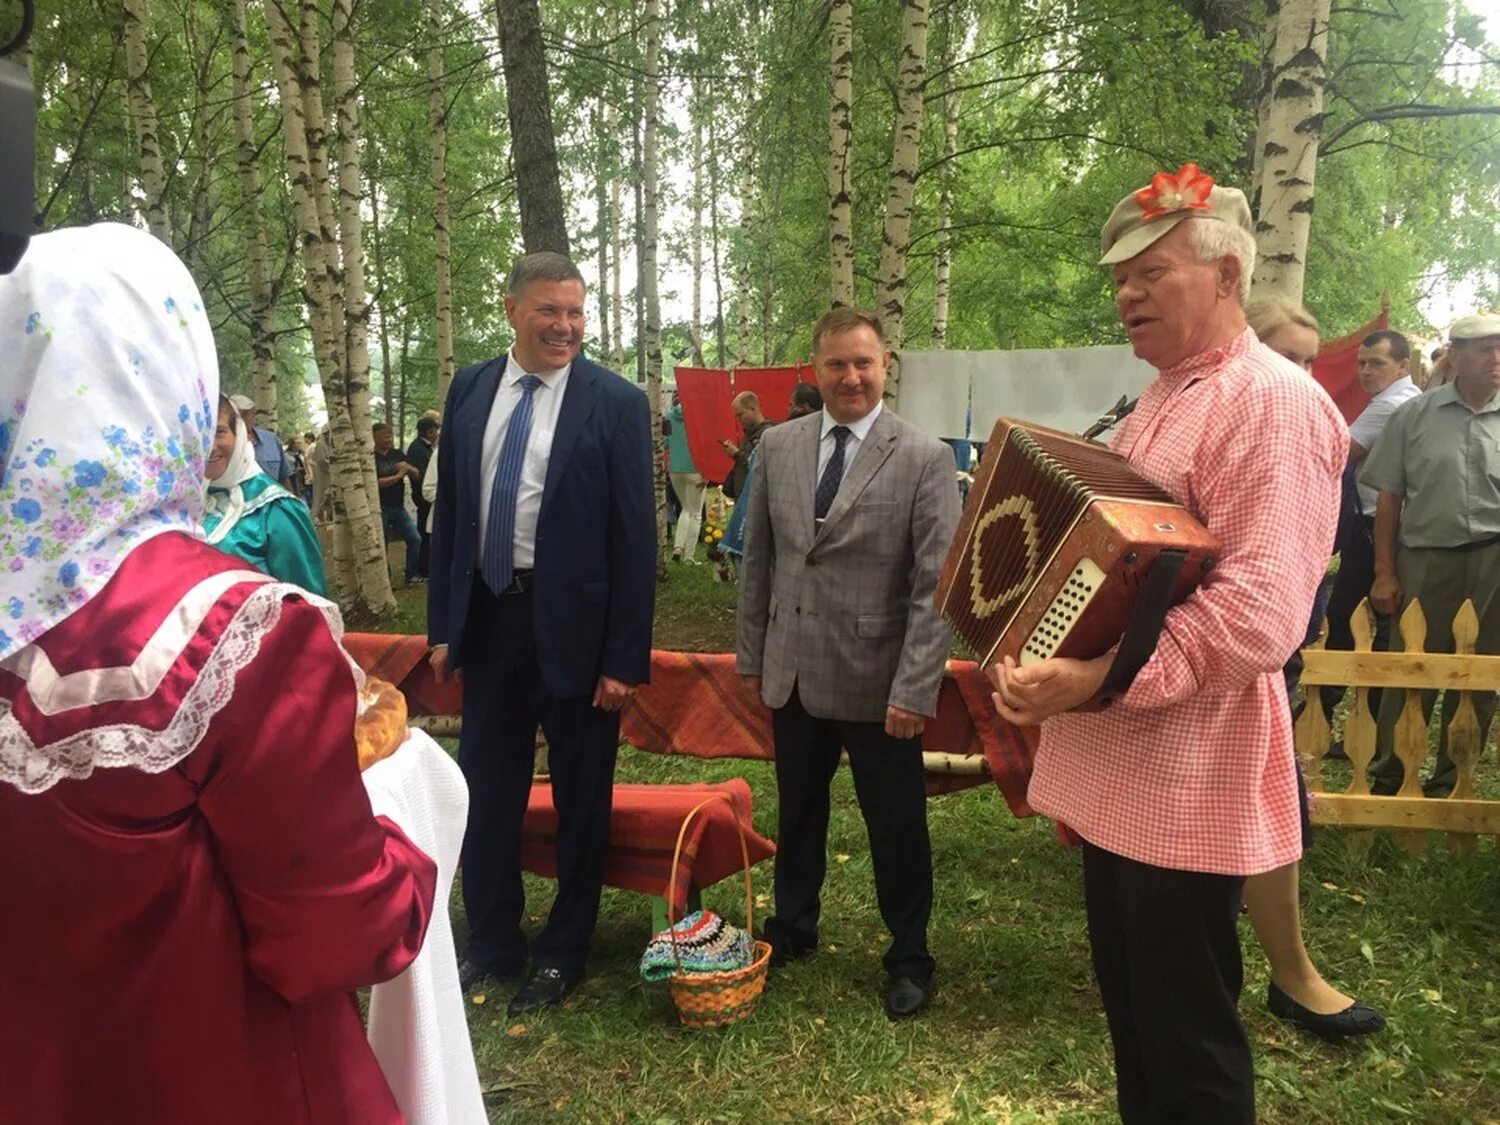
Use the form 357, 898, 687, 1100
0, 224, 218, 660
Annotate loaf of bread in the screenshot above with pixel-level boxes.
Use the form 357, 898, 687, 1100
355, 677, 409, 771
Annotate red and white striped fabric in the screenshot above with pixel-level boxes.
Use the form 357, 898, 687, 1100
1028, 329, 1347, 876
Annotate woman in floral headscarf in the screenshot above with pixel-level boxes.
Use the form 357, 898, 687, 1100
0, 224, 436, 1124
205, 393, 327, 594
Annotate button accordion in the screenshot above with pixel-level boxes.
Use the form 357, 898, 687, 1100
937, 418, 1220, 694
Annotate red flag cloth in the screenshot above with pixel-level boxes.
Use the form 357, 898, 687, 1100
521, 778, 773, 914
731, 364, 816, 423
1312, 310, 1386, 423
674, 366, 736, 483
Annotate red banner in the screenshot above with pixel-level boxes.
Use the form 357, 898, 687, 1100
674, 367, 736, 484
1312, 310, 1387, 423
673, 364, 819, 482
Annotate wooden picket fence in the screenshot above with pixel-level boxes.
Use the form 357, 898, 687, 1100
1295, 597, 1500, 851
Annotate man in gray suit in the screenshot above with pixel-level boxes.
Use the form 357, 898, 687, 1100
735, 306, 961, 1019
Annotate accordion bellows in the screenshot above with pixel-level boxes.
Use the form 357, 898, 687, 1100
937, 418, 1220, 671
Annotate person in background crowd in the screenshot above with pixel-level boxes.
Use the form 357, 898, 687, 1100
666, 391, 706, 562
1363, 312, 1500, 797
720, 390, 771, 500
737, 306, 961, 1021
301, 430, 318, 504
407, 415, 440, 578
228, 392, 293, 489
0, 222, 435, 1125
284, 435, 308, 501
1426, 343, 1452, 389
1242, 297, 1387, 1040
787, 382, 823, 419
310, 422, 334, 520
373, 421, 423, 585
996, 167, 1347, 1121
205, 396, 327, 595
428, 252, 656, 1016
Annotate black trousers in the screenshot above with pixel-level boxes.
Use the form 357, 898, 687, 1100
1323, 515, 1388, 719
414, 498, 432, 577
1083, 844, 1253, 1124
766, 686, 934, 982
456, 580, 619, 974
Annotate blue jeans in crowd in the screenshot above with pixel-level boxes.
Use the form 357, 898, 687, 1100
381, 505, 422, 581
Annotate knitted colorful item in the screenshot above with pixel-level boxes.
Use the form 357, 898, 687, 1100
638, 910, 754, 982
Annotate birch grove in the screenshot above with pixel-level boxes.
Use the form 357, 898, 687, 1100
120, 0, 170, 243
874, 0, 930, 369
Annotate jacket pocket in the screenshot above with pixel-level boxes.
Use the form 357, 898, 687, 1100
855, 613, 904, 639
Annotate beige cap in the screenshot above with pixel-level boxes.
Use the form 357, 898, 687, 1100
228, 393, 257, 412
1451, 313, 1500, 341
1099, 163, 1253, 265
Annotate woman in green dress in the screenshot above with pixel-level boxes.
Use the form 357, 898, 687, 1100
204, 395, 328, 594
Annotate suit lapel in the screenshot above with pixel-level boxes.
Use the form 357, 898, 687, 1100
540, 356, 600, 520
792, 416, 821, 536
813, 408, 899, 545
468, 356, 507, 503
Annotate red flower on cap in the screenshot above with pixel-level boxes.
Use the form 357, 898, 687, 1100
1132, 163, 1215, 222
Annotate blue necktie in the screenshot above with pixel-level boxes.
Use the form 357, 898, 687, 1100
482, 374, 543, 593
814, 426, 851, 520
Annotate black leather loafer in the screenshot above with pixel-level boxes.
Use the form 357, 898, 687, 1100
457, 957, 523, 993
1267, 982, 1386, 1039
885, 976, 931, 1020
507, 966, 581, 1017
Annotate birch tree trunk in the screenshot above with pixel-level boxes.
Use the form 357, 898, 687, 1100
1250, 0, 1330, 305
299, 0, 346, 376
121, 0, 171, 243
594, 97, 611, 365
428, 0, 457, 408
610, 172, 624, 373
263, 0, 356, 600
332, 0, 398, 617
736, 153, 752, 366
874, 0, 930, 369
369, 168, 393, 430
641, 0, 667, 571
931, 13, 958, 348
709, 114, 725, 363
228, 0, 278, 422
689, 85, 705, 367
495, 0, 570, 254
826, 0, 854, 308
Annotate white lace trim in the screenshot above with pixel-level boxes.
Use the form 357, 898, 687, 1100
0, 582, 350, 795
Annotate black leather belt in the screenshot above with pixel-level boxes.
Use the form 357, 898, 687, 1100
498, 568, 534, 595
1451, 534, 1500, 554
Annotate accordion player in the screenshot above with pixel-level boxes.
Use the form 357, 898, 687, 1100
936, 417, 1220, 707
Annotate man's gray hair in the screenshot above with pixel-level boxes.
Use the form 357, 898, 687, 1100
1188, 220, 1256, 303
507, 251, 585, 297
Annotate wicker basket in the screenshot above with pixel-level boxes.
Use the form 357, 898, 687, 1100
664, 794, 771, 1029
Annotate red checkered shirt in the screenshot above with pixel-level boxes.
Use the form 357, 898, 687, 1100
1027, 328, 1348, 875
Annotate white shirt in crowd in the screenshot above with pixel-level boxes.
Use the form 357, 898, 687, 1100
477, 348, 571, 571
816, 400, 883, 492
1349, 374, 1420, 514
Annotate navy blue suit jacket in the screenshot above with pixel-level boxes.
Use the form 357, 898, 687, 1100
428, 353, 656, 697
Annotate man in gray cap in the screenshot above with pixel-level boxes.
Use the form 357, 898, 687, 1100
1362, 311, 1500, 796
229, 392, 293, 489
993, 164, 1348, 1123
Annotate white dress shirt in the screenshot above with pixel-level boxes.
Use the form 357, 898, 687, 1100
816, 401, 883, 492
1349, 374, 1420, 514
477, 348, 571, 571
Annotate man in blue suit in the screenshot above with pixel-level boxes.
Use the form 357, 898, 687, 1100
428, 252, 656, 1016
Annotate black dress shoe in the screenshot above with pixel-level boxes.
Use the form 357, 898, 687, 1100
1267, 982, 1386, 1039
507, 966, 581, 1017
762, 935, 815, 969
885, 976, 930, 1020
457, 957, 522, 993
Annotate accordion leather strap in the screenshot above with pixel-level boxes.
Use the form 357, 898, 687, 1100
1095, 549, 1189, 706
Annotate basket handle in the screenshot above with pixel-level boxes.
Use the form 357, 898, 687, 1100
665, 792, 756, 974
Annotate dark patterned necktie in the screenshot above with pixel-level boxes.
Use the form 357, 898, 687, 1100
814, 425, 851, 520
482, 374, 542, 592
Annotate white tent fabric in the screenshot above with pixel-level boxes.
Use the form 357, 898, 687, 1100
896, 345, 1158, 441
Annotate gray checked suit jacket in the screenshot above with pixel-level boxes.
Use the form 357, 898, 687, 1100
735, 407, 962, 723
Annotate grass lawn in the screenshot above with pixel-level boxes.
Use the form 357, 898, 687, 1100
389, 567, 1500, 1124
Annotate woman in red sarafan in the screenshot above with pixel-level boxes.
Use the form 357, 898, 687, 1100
0, 224, 437, 1124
